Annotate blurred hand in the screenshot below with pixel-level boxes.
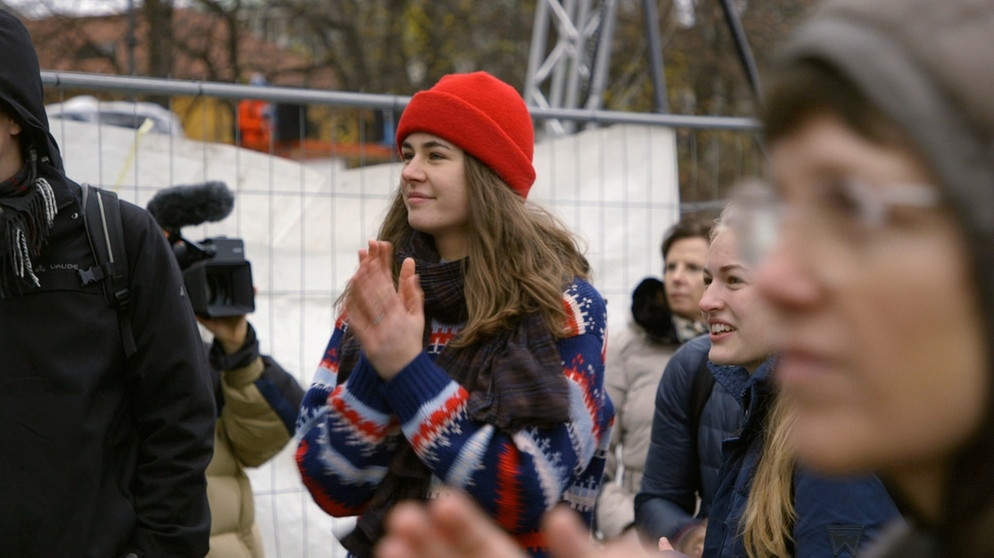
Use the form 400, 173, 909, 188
376, 490, 683, 558
345, 240, 424, 380
377, 491, 527, 558
544, 507, 683, 558
671, 521, 706, 558
197, 313, 248, 355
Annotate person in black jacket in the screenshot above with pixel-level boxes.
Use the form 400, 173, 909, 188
0, 10, 215, 557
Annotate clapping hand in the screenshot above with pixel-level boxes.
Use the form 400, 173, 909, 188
345, 240, 424, 380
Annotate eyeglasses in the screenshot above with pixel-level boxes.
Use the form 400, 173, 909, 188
737, 178, 942, 266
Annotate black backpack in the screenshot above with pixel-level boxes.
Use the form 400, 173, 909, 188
77, 184, 137, 358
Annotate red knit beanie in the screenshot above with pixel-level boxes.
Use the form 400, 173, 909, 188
396, 71, 536, 198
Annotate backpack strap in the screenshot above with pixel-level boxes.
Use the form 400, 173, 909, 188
688, 357, 715, 464
78, 184, 137, 358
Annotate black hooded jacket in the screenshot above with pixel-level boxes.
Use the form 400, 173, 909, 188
0, 10, 215, 558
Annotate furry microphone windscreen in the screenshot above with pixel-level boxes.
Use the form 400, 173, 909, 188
147, 181, 235, 232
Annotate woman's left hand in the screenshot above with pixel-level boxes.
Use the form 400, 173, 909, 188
345, 240, 425, 380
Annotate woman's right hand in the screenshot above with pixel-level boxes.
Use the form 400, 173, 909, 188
345, 240, 425, 380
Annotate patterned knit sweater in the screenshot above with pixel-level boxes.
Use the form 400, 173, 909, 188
295, 278, 614, 556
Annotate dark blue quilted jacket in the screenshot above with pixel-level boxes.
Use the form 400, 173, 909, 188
634, 335, 744, 542
702, 358, 901, 557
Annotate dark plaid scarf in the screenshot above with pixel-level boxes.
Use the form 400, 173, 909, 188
0, 147, 57, 298
338, 231, 570, 556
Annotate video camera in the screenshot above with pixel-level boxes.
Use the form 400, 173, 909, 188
147, 181, 255, 318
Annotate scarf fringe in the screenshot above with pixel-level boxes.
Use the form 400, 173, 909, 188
0, 176, 58, 297
36, 177, 57, 227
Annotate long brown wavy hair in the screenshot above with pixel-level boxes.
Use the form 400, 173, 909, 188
371, 154, 590, 348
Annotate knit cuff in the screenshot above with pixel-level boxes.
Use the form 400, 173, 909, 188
209, 322, 260, 371
343, 356, 392, 414
383, 352, 455, 423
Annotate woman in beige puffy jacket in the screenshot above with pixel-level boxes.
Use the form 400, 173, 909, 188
596, 279, 686, 539
201, 316, 304, 558
596, 218, 710, 540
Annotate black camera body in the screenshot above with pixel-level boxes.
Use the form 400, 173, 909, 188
172, 235, 255, 318
147, 181, 256, 318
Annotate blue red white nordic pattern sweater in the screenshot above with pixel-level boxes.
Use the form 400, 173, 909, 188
295, 278, 614, 556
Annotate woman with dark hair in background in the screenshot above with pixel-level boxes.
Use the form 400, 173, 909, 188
661, 218, 712, 341
596, 217, 711, 541
596, 277, 680, 540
